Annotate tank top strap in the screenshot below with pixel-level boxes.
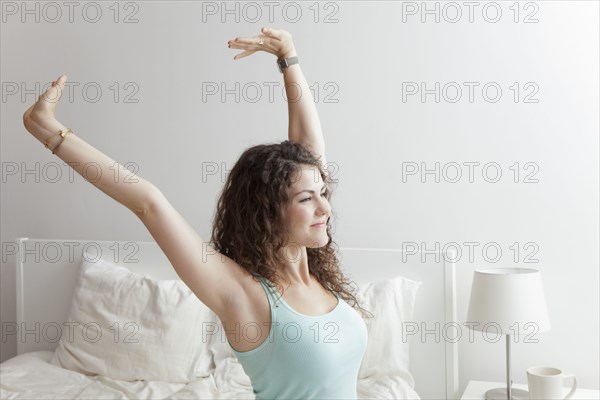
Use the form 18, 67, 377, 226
251, 273, 283, 308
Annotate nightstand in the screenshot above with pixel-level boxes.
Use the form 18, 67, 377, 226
461, 380, 600, 400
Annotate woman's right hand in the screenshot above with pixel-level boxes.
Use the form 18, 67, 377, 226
23, 74, 68, 143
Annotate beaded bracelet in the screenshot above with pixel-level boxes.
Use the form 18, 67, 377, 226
44, 128, 72, 155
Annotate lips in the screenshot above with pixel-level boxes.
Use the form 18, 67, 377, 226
311, 221, 327, 227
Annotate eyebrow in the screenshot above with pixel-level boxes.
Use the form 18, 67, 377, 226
294, 184, 328, 197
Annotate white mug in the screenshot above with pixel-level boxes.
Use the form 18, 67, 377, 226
527, 366, 577, 400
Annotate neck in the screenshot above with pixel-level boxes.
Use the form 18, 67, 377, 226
277, 243, 311, 288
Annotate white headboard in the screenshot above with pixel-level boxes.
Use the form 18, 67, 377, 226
15, 237, 458, 399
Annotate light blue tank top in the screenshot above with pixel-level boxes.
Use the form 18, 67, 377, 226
228, 274, 368, 400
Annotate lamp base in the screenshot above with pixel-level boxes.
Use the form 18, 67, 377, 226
484, 387, 529, 400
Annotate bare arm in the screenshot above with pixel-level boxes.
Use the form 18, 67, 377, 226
282, 52, 326, 168
22, 75, 156, 215
228, 27, 326, 167
22, 75, 244, 318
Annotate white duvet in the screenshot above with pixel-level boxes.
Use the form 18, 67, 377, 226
0, 351, 419, 400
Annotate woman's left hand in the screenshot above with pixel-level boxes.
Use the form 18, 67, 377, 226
228, 27, 297, 61
23, 75, 69, 144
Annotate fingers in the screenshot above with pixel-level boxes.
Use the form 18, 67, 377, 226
227, 37, 261, 59
230, 35, 265, 46
228, 27, 289, 59
228, 38, 274, 59
230, 26, 279, 40
233, 50, 256, 60
39, 75, 65, 102
37, 74, 67, 112
261, 26, 282, 41
228, 27, 282, 47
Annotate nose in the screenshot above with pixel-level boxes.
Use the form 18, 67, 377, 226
316, 196, 330, 216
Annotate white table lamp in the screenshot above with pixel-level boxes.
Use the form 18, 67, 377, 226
467, 267, 551, 400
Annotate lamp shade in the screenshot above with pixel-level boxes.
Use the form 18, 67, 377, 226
466, 267, 550, 335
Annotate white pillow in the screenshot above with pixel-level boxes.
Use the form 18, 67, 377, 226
356, 275, 422, 387
50, 252, 216, 383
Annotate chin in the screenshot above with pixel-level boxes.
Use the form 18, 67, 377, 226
307, 236, 329, 249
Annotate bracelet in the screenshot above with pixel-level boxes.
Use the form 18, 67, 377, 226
44, 128, 73, 155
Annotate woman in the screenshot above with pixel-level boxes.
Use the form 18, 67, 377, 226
22, 27, 372, 399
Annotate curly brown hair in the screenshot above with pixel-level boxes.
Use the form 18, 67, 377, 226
210, 140, 373, 319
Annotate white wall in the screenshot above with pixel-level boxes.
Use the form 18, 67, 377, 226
1, 0, 598, 394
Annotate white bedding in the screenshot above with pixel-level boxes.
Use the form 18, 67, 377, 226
0, 351, 419, 399
0, 350, 244, 399
2, 249, 425, 399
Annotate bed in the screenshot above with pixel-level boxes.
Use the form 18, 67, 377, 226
1, 238, 459, 399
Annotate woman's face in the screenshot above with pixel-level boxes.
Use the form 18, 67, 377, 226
282, 165, 331, 249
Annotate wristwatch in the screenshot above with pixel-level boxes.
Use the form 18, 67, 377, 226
277, 56, 299, 73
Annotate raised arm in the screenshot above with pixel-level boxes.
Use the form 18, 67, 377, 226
280, 37, 326, 168
275, 32, 326, 165
228, 27, 327, 168
22, 75, 246, 319
22, 75, 156, 214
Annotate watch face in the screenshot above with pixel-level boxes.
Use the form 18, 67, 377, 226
277, 59, 286, 72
